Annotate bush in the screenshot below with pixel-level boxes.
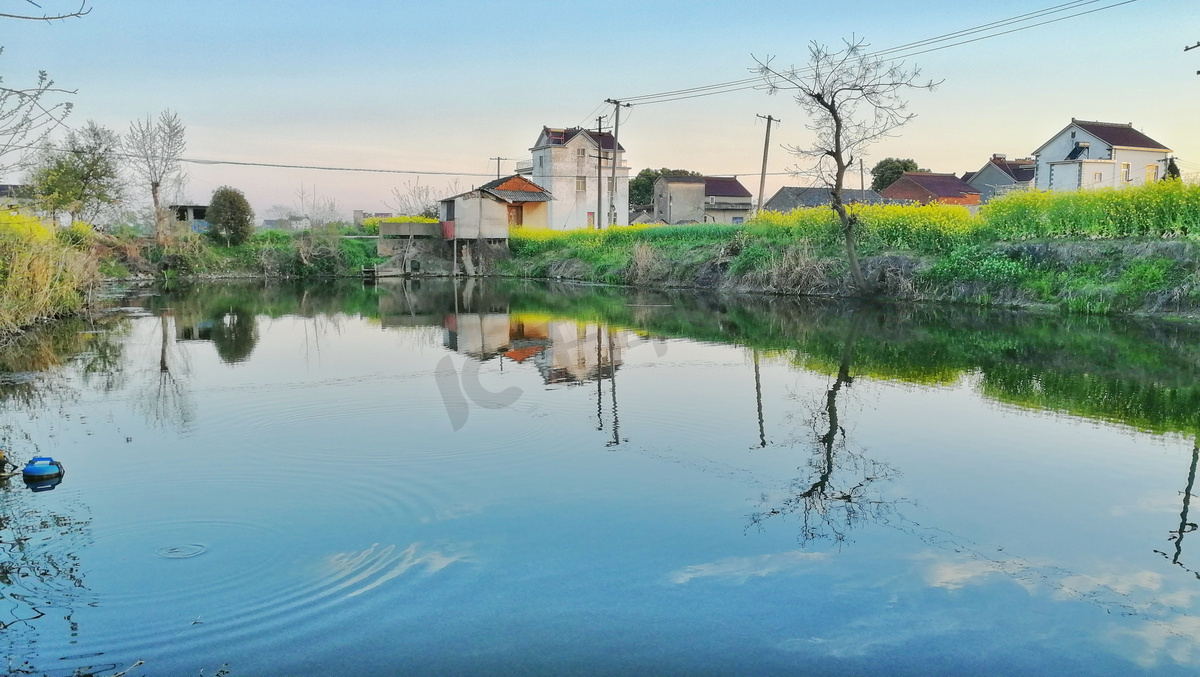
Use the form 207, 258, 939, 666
56, 220, 96, 249
0, 210, 97, 335
206, 186, 255, 246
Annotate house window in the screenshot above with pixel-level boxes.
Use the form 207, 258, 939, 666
1146, 165, 1159, 183
537, 156, 543, 169
576, 176, 587, 192
1093, 172, 1103, 184
576, 148, 586, 159
1121, 163, 1131, 182
606, 177, 613, 194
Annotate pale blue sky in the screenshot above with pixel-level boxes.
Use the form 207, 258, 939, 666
2, 0, 1196, 213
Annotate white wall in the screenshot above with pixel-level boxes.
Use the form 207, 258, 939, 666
1034, 125, 1109, 190
529, 134, 629, 230
1112, 148, 1169, 187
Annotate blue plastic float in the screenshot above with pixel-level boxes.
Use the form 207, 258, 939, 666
22, 457, 65, 489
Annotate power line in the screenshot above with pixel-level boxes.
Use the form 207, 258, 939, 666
612, 0, 1139, 106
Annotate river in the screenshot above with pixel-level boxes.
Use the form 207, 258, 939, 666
2, 279, 1199, 676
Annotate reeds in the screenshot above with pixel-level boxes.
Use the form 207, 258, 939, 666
0, 211, 97, 337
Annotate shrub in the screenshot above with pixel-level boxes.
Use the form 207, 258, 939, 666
206, 186, 255, 246
0, 210, 97, 335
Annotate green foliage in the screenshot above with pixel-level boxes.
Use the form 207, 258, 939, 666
980, 180, 1200, 240
252, 229, 293, 246
30, 121, 123, 221
628, 167, 704, 206
1117, 258, 1182, 295
207, 186, 255, 246
97, 257, 130, 278
923, 245, 1029, 284
55, 220, 95, 249
869, 157, 923, 192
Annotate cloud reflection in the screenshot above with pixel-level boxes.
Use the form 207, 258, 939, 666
670, 551, 828, 584
327, 543, 471, 597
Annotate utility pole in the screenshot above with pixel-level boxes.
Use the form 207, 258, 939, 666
755, 114, 778, 215
604, 99, 632, 226
488, 157, 511, 179
1189, 41, 1200, 74
859, 158, 866, 196
596, 116, 605, 229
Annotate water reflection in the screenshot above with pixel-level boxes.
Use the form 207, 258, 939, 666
1159, 443, 1200, 579
0, 469, 94, 675
8, 280, 1200, 673
749, 313, 899, 546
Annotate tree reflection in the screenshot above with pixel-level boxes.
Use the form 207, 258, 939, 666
1156, 440, 1200, 579
137, 310, 195, 430
210, 306, 258, 364
0, 472, 94, 675
750, 313, 899, 546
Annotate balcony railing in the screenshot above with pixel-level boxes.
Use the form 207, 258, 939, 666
515, 159, 533, 172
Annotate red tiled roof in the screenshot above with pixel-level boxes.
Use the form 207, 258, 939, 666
1072, 120, 1170, 151
897, 172, 979, 198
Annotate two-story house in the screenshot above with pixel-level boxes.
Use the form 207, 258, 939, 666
652, 176, 753, 224
515, 126, 630, 229
1032, 119, 1172, 191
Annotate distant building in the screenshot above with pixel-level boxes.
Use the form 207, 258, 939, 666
652, 176, 753, 225
262, 215, 312, 231
763, 186, 885, 212
353, 210, 394, 225
516, 126, 629, 229
0, 184, 31, 208
1032, 119, 1171, 191
170, 204, 209, 232
964, 154, 1036, 203
879, 172, 981, 209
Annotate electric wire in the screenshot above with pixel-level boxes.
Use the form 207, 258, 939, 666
614, 0, 1138, 106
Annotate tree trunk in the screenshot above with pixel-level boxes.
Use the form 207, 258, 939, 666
151, 181, 166, 245
831, 199, 868, 292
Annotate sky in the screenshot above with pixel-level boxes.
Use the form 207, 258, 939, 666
1, 0, 1197, 217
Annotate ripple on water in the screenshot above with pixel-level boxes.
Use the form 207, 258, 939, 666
155, 543, 207, 559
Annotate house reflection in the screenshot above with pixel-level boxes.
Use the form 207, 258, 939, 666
446, 314, 628, 386
378, 280, 631, 386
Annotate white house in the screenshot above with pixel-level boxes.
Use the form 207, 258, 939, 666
515, 126, 629, 230
652, 176, 753, 224
1032, 119, 1172, 191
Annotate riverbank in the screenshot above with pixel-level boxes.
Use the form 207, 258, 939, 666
503, 180, 1200, 318
0, 212, 98, 340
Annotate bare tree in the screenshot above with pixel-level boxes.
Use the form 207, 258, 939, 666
387, 178, 459, 219
756, 38, 937, 292
0, 0, 90, 21
294, 183, 342, 227
0, 51, 73, 176
125, 110, 186, 244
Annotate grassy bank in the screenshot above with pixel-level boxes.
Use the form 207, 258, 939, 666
97, 227, 387, 281
0, 211, 98, 338
503, 180, 1200, 316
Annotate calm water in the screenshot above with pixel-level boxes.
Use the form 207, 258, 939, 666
4, 279, 1200, 676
